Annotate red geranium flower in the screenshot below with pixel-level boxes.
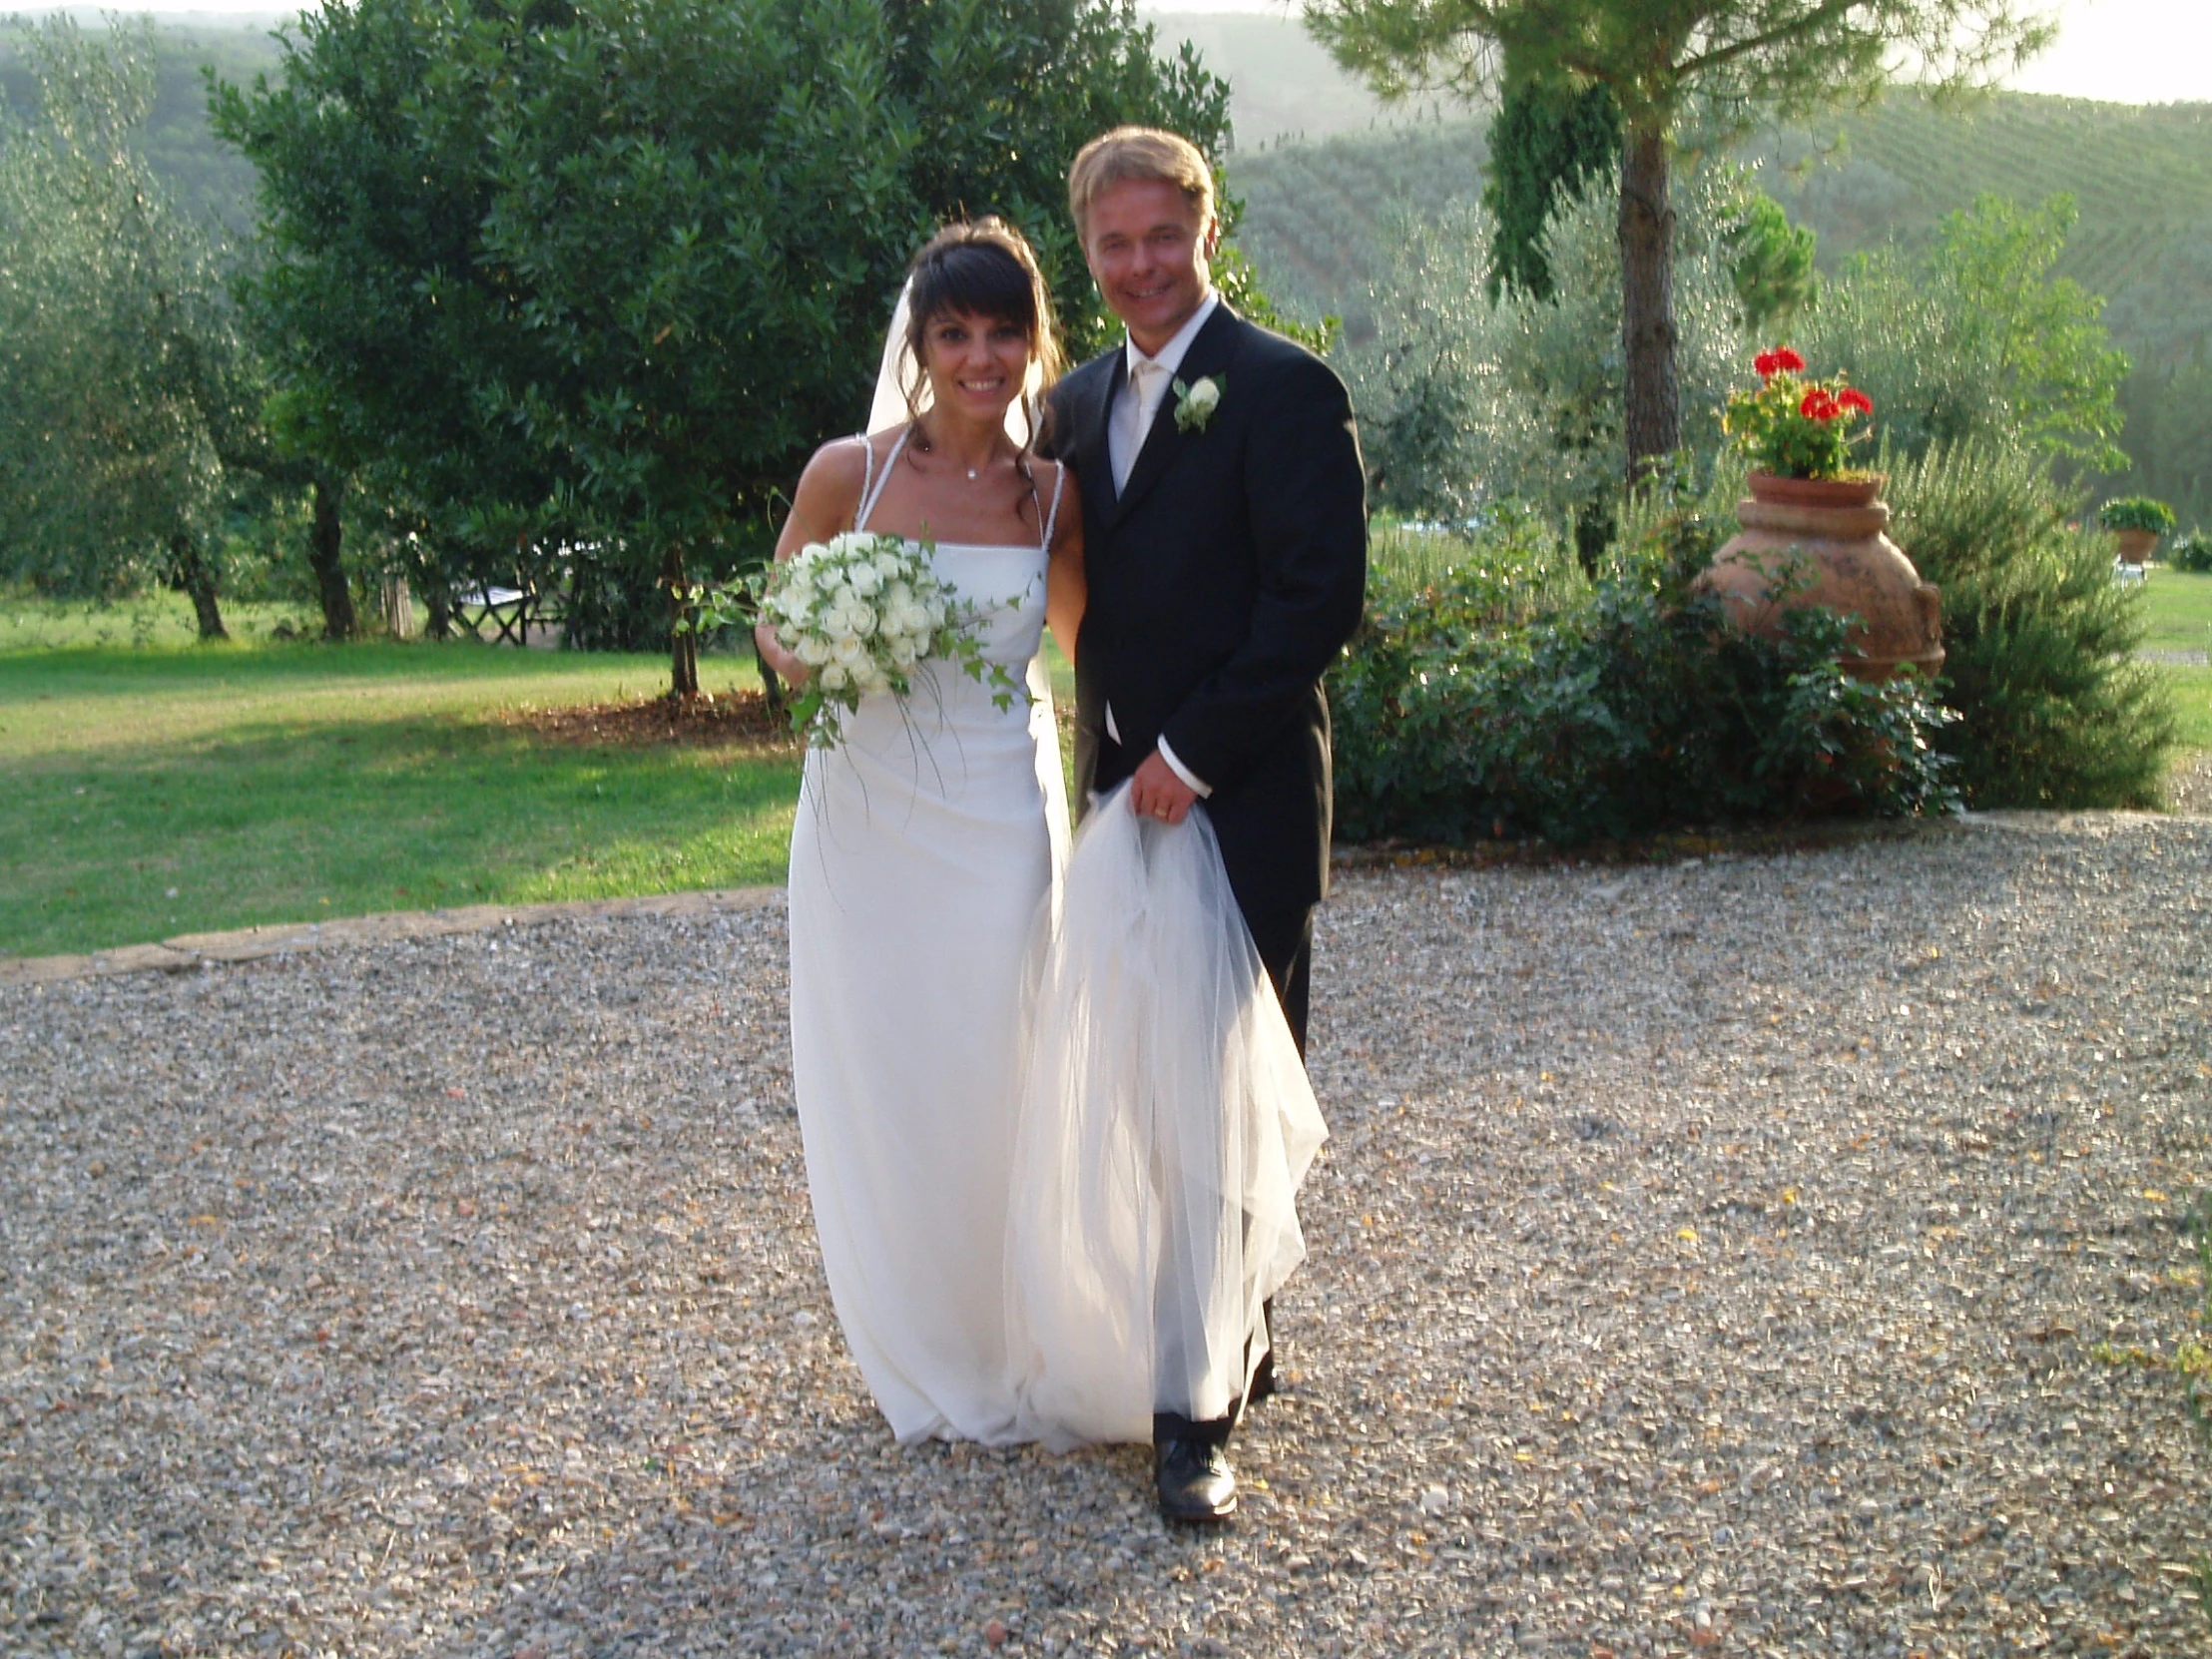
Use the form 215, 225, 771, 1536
1800, 389, 1840, 421
1756, 346, 1806, 379
1838, 387, 1875, 417
1755, 349, 1781, 378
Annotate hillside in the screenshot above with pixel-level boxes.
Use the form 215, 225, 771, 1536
0, 16, 282, 231
1750, 90, 2212, 357
1143, 9, 1452, 146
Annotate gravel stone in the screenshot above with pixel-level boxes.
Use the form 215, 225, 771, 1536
3, 815, 2209, 1656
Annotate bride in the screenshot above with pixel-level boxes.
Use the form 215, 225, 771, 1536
761, 216, 1326, 1462
760, 219, 1080, 1444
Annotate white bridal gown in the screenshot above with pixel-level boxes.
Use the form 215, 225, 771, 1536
788, 427, 1069, 1442
788, 423, 1326, 1449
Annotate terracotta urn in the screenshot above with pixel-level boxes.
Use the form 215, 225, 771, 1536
1697, 472, 1944, 683
2113, 527, 2159, 566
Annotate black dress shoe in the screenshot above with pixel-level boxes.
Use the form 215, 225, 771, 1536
1155, 1436, 1237, 1522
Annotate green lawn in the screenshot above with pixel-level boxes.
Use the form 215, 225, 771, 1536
0, 620, 803, 958
2159, 666, 2212, 752
2139, 568, 2212, 657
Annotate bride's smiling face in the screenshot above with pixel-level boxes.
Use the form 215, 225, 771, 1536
920, 309, 1031, 423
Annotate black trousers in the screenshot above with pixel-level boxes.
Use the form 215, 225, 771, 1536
1154, 900, 1314, 1448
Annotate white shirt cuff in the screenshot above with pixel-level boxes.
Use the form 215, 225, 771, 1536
1156, 735, 1213, 799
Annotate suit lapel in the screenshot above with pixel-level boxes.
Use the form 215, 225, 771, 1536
1105, 303, 1243, 528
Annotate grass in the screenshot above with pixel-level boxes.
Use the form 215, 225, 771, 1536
0, 614, 803, 958
2139, 568, 2212, 657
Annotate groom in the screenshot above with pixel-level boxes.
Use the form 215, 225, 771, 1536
1046, 127, 1368, 1521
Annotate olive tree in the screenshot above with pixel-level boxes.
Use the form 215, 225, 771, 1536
0, 16, 260, 637
1305, 0, 2056, 478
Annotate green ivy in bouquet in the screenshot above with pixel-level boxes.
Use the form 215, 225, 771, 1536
1724, 347, 1877, 480
687, 533, 1024, 750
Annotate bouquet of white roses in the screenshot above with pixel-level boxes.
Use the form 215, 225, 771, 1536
715, 532, 1020, 750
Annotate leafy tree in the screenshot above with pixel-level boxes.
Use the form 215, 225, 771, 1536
0, 16, 262, 639
1306, 0, 2055, 478
216, 0, 1231, 694
1932, 193, 2128, 470
1794, 194, 2128, 472
1725, 191, 1816, 336
211, 0, 571, 645
1481, 68, 1618, 302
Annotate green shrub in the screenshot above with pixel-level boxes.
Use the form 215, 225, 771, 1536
2098, 496, 2178, 535
1329, 510, 1958, 845
1889, 443, 2175, 808
2168, 532, 2212, 574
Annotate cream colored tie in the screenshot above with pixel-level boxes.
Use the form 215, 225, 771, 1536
1112, 357, 1166, 496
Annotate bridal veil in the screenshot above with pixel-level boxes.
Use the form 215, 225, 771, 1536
1005, 784, 1329, 1447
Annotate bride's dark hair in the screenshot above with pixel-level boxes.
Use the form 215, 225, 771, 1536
902, 217, 1062, 467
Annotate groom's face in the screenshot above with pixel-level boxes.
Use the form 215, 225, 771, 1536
1082, 178, 1218, 354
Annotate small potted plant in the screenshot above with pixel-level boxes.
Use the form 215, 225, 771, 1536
1701, 348, 1943, 682
2097, 497, 2176, 566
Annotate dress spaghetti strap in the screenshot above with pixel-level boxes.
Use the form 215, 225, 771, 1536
855, 428, 910, 532
1041, 460, 1066, 552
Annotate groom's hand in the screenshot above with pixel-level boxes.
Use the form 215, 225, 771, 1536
1129, 751, 1199, 826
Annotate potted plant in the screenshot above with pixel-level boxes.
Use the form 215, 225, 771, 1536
1699, 348, 1944, 682
2167, 530, 2212, 574
2097, 497, 2176, 566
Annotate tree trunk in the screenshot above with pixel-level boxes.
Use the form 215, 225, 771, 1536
753, 628, 786, 717
1618, 121, 1681, 482
664, 546, 699, 698
307, 474, 357, 641
171, 534, 228, 641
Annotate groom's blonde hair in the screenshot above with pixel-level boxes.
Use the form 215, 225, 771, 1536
1067, 127, 1215, 242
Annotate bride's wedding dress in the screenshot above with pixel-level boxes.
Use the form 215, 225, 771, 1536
787, 428, 1068, 1444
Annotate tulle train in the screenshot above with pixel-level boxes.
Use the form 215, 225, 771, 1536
1005, 783, 1328, 1448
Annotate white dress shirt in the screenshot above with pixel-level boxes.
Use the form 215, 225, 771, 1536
1105, 290, 1221, 798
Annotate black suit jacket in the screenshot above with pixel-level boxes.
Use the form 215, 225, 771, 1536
1044, 303, 1368, 920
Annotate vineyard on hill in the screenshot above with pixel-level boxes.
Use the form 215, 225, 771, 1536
1226, 89, 2212, 523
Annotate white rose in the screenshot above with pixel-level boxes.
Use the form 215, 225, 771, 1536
796, 635, 831, 667
847, 564, 882, 598
889, 637, 918, 669
831, 634, 864, 665
819, 662, 848, 691
872, 551, 902, 580
884, 580, 913, 610
1185, 376, 1221, 417
855, 660, 890, 695
846, 602, 877, 636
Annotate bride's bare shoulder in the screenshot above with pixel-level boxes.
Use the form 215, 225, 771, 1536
793, 433, 877, 521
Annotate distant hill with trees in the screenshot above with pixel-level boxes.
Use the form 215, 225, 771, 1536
8, 12, 2206, 519
0, 15, 280, 229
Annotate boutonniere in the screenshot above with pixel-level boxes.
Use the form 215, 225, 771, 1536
1172, 373, 1225, 434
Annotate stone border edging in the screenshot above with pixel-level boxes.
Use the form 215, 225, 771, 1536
0, 885, 786, 989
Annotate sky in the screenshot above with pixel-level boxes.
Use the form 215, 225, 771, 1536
59, 0, 2212, 107
1133, 0, 2212, 105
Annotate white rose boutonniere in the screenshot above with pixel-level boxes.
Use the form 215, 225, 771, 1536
1172, 373, 1224, 434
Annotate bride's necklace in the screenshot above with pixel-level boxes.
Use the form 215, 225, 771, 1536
915, 420, 996, 483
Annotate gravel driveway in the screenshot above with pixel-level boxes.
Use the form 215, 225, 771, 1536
4, 814, 2209, 1657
